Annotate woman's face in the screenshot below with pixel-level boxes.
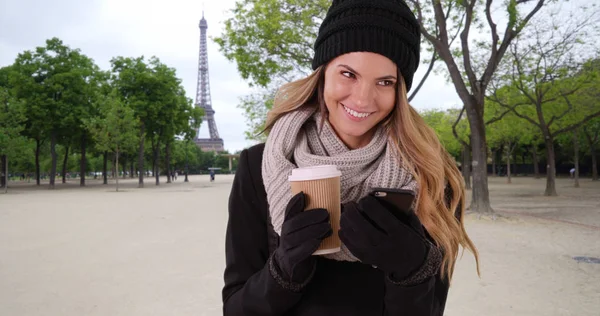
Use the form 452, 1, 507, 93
323, 52, 398, 149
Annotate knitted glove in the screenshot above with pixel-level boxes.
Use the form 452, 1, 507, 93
271, 192, 332, 291
339, 195, 441, 284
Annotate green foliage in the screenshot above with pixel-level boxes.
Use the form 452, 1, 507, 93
110, 55, 201, 183
0, 67, 27, 159
238, 89, 275, 141
213, 0, 329, 140
11, 38, 100, 138
488, 5, 600, 146
171, 140, 238, 173
110, 56, 200, 140
84, 90, 139, 156
485, 99, 537, 154
1, 37, 201, 187
7, 38, 104, 186
214, 0, 330, 88
420, 108, 463, 158
507, 0, 518, 30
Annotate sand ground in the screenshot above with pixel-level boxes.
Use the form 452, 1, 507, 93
1, 175, 599, 316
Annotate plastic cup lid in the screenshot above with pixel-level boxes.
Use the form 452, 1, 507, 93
288, 165, 342, 181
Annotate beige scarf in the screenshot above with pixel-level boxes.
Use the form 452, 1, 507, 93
262, 107, 417, 262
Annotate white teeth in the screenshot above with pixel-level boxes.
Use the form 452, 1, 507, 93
343, 105, 371, 118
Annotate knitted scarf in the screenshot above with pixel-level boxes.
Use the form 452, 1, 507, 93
262, 107, 418, 262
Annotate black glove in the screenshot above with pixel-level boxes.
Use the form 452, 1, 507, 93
273, 192, 332, 285
339, 195, 430, 281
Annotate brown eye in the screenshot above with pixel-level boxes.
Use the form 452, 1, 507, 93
341, 71, 355, 79
377, 80, 395, 86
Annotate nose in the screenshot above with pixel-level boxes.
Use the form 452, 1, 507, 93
352, 81, 374, 108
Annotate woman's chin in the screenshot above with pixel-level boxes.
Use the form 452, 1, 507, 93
339, 121, 373, 137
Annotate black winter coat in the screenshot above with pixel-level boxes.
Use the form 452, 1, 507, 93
222, 143, 452, 315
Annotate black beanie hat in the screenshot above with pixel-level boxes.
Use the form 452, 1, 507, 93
312, 0, 421, 92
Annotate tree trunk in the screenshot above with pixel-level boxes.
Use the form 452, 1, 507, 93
512, 149, 518, 176
184, 141, 189, 182
111, 157, 116, 179
583, 130, 598, 181
491, 148, 497, 177
3, 155, 7, 194
166, 141, 172, 184
506, 142, 512, 184
0, 155, 5, 189
573, 130, 580, 188
592, 145, 598, 181
151, 140, 156, 182
152, 158, 156, 181
521, 150, 527, 176
532, 145, 540, 179
35, 139, 41, 186
466, 106, 493, 213
138, 123, 145, 188
0, 155, 6, 191
121, 156, 126, 179
49, 131, 57, 189
62, 146, 69, 184
154, 141, 160, 186
461, 144, 471, 189
130, 160, 135, 179
543, 135, 558, 196
497, 145, 505, 176
80, 133, 86, 186
103, 151, 108, 185
116, 149, 120, 192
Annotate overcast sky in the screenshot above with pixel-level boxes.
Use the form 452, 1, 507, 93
0, 0, 530, 153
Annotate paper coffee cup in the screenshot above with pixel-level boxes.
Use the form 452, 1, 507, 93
289, 165, 342, 255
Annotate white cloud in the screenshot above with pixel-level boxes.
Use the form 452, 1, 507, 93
410, 66, 461, 111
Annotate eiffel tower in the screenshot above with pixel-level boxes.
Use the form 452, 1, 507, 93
194, 12, 224, 152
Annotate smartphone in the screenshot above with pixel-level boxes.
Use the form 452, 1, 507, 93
370, 188, 416, 214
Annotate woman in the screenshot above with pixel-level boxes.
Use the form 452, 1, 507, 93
222, 0, 479, 315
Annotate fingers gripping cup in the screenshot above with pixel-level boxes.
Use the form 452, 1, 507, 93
289, 165, 342, 255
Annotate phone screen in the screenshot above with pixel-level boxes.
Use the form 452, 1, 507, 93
371, 188, 415, 213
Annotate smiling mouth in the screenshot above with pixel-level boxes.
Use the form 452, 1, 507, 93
342, 104, 372, 118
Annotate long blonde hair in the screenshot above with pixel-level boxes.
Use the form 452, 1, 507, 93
264, 66, 480, 281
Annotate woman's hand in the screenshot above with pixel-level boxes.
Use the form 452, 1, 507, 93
272, 192, 332, 287
339, 195, 432, 281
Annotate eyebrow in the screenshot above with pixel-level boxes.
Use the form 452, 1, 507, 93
337, 64, 397, 80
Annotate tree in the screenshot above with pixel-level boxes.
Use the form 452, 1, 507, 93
74, 68, 105, 187
578, 60, 600, 181
488, 10, 600, 196
10, 50, 49, 186
572, 129, 580, 187
0, 68, 27, 193
405, 0, 552, 213
583, 117, 600, 181
179, 107, 203, 183
11, 38, 99, 189
421, 108, 463, 157
156, 79, 202, 185
110, 56, 158, 188
420, 108, 469, 186
486, 102, 533, 184
111, 56, 202, 187
215, 0, 442, 141
85, 91, 139, 192
236, 89, 276, 141
450, 107, 472, 189
556, 115, 600, 183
